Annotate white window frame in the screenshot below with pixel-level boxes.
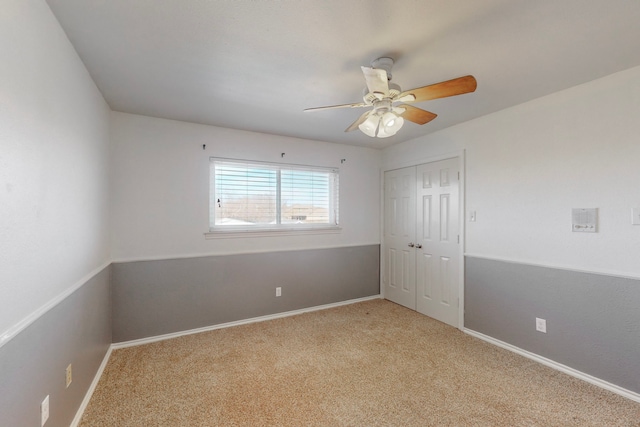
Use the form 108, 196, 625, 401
206, 157, 341, 238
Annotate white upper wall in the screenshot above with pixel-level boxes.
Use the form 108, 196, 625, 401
110, 112, 381, 261
383, 65, 640, 278
0, 1, 111, 338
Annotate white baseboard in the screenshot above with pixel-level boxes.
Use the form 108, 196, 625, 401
113, 295, 383, 349
464, 329, 640, 403
70, 345, 113, 427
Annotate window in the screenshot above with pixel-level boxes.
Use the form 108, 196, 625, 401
208, 158, 339, 234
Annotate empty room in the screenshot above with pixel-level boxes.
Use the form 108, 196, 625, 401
2, 1, 640, 426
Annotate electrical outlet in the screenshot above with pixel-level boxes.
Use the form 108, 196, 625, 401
66, 363, 72, 388
41, 395, 49, 426
275, 287, 282, 297
536, 317, 547, 333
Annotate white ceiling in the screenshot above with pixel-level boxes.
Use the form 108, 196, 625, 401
46, 0, 640, 149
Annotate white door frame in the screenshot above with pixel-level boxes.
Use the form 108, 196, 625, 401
380, 149, 466, 330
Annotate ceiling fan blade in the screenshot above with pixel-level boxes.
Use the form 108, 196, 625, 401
396, 104, 438, 125
362, 66, 389, 97
398, 75, 477, 103
344, 110, 373, 132
304, 102, 366, 112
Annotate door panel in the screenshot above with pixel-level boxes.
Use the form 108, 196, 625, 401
420, 252, 433, 299
422, 195, 432, 240
383, 167, 416, 310
416, 158, 460, 327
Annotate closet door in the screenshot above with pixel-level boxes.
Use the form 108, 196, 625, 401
415, 158, 460, 327
383, 167, 417, 310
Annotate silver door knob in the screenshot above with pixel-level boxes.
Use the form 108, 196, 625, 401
408, 243, 415, 247
416, 244, 422, 249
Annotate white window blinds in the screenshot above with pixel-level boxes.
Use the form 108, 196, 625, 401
210, 158, 339, 231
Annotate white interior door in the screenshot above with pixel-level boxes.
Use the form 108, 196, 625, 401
415, 158, 460, 327
383, 167, 416, 310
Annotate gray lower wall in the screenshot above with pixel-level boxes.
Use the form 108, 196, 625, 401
465, 256, 640, 394
112, 245, 380, 343
0, 265, 112, 427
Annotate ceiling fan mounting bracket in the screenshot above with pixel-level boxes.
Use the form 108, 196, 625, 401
371, 57, 394, 81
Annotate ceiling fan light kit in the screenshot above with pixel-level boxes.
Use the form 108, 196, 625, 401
358, 105, 405, 138
304, 57, 477, 139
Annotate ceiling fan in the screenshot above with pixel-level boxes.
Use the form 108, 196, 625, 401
304, 57, 477, 138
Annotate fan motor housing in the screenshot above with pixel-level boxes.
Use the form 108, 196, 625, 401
373, 99, 392, 114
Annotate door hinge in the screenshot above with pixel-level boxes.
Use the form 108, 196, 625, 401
457, 235, 460, 244
458, 172, 460, 180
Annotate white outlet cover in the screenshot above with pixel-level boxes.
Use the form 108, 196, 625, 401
536, 317, 547, 333
41, 395, 50, 426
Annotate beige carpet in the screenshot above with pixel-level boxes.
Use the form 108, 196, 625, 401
80, 299, 640, 426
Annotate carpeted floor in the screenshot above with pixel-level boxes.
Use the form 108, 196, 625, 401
80, 299, 640, 426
